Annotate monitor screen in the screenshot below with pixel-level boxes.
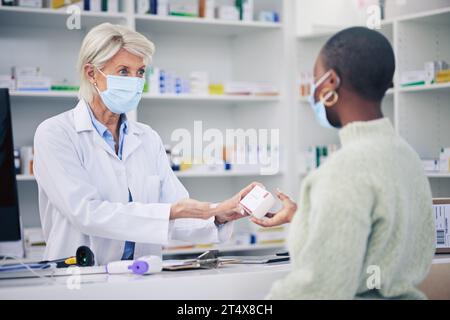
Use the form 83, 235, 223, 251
0, 88, 21, 242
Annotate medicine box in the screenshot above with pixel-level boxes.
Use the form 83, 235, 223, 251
433, 199, 450, 254
440, 148, 450, 172
400, 70, 426, 87
0, 75, 15, 91
18, 0, 43, 8
240, 185, 275, 220
216, 5, 240, 21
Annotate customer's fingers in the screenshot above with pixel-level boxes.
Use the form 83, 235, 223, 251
250, 215, 285, 228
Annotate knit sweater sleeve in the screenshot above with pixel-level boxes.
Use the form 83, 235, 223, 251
268, 161, 374, 299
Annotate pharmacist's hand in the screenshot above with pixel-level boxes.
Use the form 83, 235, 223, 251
214, 182, 263, 225
250, 190, 297, 227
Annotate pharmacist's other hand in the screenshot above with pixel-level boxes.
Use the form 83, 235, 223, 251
250, 190, 297, 227
170, 199, 211, 220
214, 182, 263, 224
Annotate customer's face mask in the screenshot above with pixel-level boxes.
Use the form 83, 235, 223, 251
95, 68, 145, 115
308, 70, 334, 129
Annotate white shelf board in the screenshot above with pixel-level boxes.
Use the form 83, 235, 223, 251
10, 91, 78, 99
162, 243, 285, 256
175, 171, 282, 178
142, 93, 280, 103
135, 14, 282, 36
16, 172, 281, 181
0, 6, 127, 29
396, 6, 450, 25
426, 172, 450, 179
16, 175, 35, 181
297, 20, 393, 41
10, 91, 280, 103
398, 83, 450, 93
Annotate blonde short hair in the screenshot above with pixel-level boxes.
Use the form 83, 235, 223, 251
77, 23, 155, 102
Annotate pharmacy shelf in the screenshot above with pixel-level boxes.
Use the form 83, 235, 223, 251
10, 91, 78, 99
16, 175, 35, 182
142, 93, 280, 103
10, 91, 280, 103
396, 6, 450, 24
16, 172, 281, 182
426, 172, 450, 179
135, 14, 282, 36
398, 83, 450, 93
297, 20, 393, 41
162, 243, 285, 256
0, 6, 127, 29
175, 171, 282, 178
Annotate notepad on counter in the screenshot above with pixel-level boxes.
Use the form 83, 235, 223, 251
219, 255, 290, 264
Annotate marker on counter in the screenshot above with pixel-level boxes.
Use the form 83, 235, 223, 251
106, 256, 162, 275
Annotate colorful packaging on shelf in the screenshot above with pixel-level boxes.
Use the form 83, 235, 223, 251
400, 70, 426, 87
17, 0, 43, 8
258, 11, 279, 22
236, 0, 253, 21
14, 149, 21, 175
135, 0, 150, 14
20, 146, 34, 176
15, 76, 51, 91
199, 0, 214, 19
0, 75, 15, 91
12, 66, 40, 79
216, 5, 239, 21
422, 159, 440, 172
440, 147, 450, 172
433, 199, 450, 253
424, 60, 449, 84
157, 0, 169, 16
169, 0, 198, 17
436, 70, 450, 84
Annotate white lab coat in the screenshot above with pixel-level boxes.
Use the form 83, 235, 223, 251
33, 100, 232, 265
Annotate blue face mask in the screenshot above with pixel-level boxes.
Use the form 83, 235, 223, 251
308, 70, 335, 129
96, 69, 145, 115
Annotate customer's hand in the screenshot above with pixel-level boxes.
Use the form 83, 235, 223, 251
213, 182, 263, 225
250, 190, 297, 227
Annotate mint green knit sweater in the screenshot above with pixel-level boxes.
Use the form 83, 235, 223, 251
269, 118, 435, 299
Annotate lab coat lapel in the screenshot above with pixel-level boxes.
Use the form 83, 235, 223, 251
92, 132, 119, 159
122, 131, 142, 162
74, 99, 118, 159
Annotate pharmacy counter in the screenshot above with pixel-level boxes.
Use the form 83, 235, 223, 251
0, 263, 291, 300
1, 255, 449, 299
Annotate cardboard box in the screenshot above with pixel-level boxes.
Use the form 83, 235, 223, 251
433, 198, 450, 254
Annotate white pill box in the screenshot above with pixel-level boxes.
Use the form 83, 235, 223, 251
240, 185, 275, 219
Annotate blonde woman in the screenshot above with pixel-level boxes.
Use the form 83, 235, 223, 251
34, 23, 252, 265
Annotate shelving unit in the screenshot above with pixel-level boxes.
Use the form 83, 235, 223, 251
1, 0, 289, 257
295, 2, 450, 197
10, 90, 280, 103
135, 13, 282, 36
2, 1, 449, 258
0, 5, 127, 29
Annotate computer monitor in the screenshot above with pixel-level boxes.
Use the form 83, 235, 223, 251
0, 88, 24, 258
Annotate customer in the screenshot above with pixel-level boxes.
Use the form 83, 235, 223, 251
252, 27, 435, 299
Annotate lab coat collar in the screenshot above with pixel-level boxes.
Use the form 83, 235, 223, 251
74, 99, 144, 161
74, 99, 95, 133
74, 99, 143, 136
